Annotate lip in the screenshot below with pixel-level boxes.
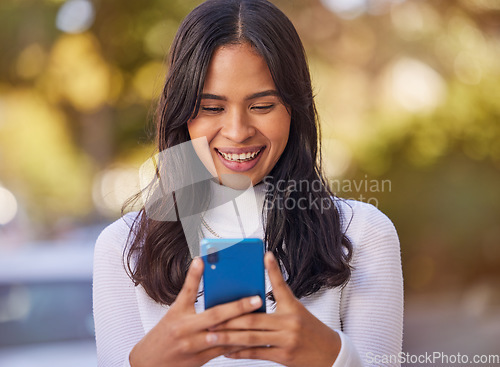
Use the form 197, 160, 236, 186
215, 146, 266, 172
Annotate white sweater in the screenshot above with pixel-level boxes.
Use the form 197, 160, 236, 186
93, 182, 404, 367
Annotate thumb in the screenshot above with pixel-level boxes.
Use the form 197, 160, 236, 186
265, 252, 296, 306
172, 257, 203, 310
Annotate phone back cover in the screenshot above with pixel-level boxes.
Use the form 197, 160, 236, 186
201, 238, 266, 312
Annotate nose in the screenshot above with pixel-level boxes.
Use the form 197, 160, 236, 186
219, 109, 256, 143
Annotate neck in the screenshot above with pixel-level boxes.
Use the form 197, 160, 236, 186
201, 180, 267, 238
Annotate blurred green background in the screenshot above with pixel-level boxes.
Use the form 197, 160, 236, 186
1, 0, 499, 363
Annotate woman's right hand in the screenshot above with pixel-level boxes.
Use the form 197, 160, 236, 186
129, 257, 263, 367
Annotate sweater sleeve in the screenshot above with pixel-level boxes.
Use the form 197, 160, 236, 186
333, 201, 404, 367
93, 214, 145, 367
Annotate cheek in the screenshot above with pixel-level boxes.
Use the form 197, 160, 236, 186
186, 120, 200, 140
187, 121, 219, 177
187, 120, 216, 143
268, 119, 291, 152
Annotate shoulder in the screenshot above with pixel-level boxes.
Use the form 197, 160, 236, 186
95, 211, 141, 255
334, 198, 396, 230
333, 198, 399, 251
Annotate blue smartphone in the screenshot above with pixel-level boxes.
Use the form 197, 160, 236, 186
200, 238, 266, 313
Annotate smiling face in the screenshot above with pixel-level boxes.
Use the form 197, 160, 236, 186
187, 43, 291, 187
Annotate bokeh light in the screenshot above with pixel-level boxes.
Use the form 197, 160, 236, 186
56, 0, 95, 34
45, 33, 112, 112
15, 44, 47, 80
132, 61, 166, 102
92, 167, 142, 215
320, 0, 367, 19
321, 139, 352, 178
321, 0, 406, 19
0, 187, 18, 225
386, 58, 446, 112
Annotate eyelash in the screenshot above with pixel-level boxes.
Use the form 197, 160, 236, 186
201, 107, 223, 112
200, 105, 275, 113
253, 105, 274, 111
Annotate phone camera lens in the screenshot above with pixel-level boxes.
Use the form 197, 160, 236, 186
207, 247, 218, 264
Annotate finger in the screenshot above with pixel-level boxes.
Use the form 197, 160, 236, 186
211, 313, 285, 331
166, 331, 238, 355
177, 327, 276, 356
174, 257, 204, 308
187, 295, 263, 332
196, 346, 244, 365
206, 330, 283, 348
265, 252, 295, 303
225, 345, 284, 363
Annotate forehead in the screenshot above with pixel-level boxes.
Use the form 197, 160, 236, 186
202, 43, 276, 94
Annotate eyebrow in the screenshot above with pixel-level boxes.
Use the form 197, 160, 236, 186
200, 90, 280, 101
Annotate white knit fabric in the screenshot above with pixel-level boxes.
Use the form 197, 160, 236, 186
93, 182, 403, 367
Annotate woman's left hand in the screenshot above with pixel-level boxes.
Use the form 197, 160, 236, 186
210, 252, 342, 367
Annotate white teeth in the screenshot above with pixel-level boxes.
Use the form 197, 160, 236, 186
219, 149, 261, 162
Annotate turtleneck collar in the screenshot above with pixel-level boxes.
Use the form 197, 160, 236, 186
201, 179, 267, 238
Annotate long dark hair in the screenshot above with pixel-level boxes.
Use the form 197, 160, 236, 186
125, 0, 353, 305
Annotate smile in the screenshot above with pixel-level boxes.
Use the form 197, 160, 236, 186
216, 149, 263, 162
214, 146, 266, 172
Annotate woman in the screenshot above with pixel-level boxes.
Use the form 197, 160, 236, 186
93, 0, 404, 366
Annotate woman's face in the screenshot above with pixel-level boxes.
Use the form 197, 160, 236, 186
187, 43, 291, 187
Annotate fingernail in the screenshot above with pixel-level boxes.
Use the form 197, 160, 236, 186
250, 296, 262, 307
192, 257, 201, 268
206, 333, 218, 344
